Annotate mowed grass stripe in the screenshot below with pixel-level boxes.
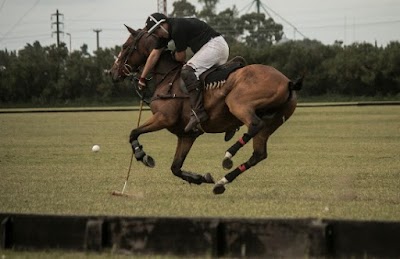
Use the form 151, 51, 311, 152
0, 106, 399, 220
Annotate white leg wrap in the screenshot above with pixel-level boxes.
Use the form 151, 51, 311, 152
217, 177, 229, 185
224, 152, 233, 159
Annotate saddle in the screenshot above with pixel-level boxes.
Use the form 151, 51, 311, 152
199, 56, 246, 90
155, 56, 246, 100
180, 56, 247, 94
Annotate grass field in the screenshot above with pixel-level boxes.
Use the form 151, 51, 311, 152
0, 105, 399, 221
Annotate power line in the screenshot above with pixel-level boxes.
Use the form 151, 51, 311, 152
2, 20, 398, 40
0, 0, 6, 13
238, 2, 254, 14
0, 0, 40, 42
298, 19, 400, 30
259, 2, 307, 39
1, 33, 50, 40
239, 0, 307, 40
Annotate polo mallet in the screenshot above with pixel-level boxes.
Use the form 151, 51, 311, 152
111, 99, 144, 197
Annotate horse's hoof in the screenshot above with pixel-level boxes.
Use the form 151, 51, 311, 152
213, 184, 226, 195
142, 155, 155, 168
224, 130, 236, 141
203, 173, 215, 184
222, 157, 233, 170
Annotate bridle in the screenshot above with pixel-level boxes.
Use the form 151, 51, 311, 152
116, 28, 186, 104
119, 29, 147, 77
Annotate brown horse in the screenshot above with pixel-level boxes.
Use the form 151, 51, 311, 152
109, 26, 303, 194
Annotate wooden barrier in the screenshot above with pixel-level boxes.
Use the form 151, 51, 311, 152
1, 214, 399, 257
1, 101, 399, 114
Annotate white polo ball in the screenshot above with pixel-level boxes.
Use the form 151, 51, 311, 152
92, 145, 100, 152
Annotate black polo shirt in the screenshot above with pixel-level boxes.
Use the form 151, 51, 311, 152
155, 17, 221, 53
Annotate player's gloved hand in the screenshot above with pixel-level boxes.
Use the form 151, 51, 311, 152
138, 77, 146, 90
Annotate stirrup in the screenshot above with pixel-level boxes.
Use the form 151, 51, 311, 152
184, 110, 207, 132
184, 114, 200, 132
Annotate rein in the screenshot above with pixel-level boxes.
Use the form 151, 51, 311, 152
133, 63, 186, 105
122, 30, 147, 76
150, 63, 188, 102
121, 31, 188, 104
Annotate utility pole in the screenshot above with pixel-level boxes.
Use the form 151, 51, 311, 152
66, 33, 72, 54
157, 0, 167, 15
248, 0, 307, 39
255, 0, 261, 14
51, 9, 64, 47
93, 29, 102, 51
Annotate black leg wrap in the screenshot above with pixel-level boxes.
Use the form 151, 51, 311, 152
131, 140, 145, 160
181, 171, 204, 185
225, 168, 241, 182
227, 142, 242, 156
225, 162, 251, 182
242, 133, 252, 142
227, 133, 251, 156
173, 168, 206, 185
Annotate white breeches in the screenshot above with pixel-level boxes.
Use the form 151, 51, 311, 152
186, 36, 229, 78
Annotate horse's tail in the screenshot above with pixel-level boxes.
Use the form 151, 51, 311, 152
289, 74, 304, 91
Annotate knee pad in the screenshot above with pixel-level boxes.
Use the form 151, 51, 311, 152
181, 65, 198, 89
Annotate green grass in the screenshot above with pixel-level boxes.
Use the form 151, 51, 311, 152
0, 106, 399, 221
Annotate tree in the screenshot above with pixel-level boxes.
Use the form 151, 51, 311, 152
1, 1, 400, 107
80, 44, 90, 57
170, 0, 197, 17
212, 7, 242, 45
0, 49, 17, 102
379, 42, 400, 95
197, 0, 219, 22
240, 13, 283, 47
323, 43, 381, 96
4, 41, 68, 103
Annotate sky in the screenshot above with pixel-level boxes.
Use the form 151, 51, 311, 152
0, 0, 399, 53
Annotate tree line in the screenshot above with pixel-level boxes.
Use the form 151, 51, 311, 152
0, 42, 132, 106
0, 0, 399, 106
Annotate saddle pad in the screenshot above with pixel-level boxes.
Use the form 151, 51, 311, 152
202, 62, 244, 88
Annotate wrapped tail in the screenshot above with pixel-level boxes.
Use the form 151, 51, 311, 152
289, 74, 304, 91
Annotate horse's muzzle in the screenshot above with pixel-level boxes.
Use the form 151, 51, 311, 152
108, 68, 123, 82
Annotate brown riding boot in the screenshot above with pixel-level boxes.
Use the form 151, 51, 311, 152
185, 87, 209, 132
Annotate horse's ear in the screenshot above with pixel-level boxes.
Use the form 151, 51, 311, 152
124, 24, 136, 35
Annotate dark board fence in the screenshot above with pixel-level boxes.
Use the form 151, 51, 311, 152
1, 101, 399, 114
1, 214, 400, 258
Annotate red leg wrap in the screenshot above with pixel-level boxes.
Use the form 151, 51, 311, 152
239, 137, 246, 145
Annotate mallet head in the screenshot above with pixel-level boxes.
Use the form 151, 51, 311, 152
111, 191, 129, 197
